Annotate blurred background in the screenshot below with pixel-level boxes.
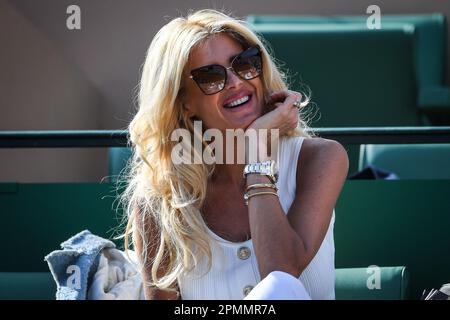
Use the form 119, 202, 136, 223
0, 0, 449, 182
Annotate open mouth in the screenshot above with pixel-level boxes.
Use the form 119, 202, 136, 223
223, 95, 252, 109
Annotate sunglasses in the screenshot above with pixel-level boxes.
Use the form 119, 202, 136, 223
189, 45, 262, 95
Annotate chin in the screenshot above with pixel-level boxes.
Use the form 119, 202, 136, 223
241, 119, 257, 130
223, 103, 263, 130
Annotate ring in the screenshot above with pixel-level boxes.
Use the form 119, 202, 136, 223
293, 100, 301, 108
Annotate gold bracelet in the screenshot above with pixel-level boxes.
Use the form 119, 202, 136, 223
246, 183, 278, 192
244, 191, 279, 206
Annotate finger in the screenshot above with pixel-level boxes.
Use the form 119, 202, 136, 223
266, 90, 290, 105
293, 90, 302, 99
273, 102, 283, 108
271, 90, 301, 100
267, 90, 303, 110
289, 92, 305, 110
291, 109, 299, 127
279, 92, 299, 110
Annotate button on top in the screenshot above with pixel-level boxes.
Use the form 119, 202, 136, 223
243, 285, 254, 296
237, 246, 251, 260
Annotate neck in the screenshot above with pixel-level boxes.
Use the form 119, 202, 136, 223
210, 134, 248, 186
212, 163, 246, 186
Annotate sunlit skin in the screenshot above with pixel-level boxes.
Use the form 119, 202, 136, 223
182, 33, 266, 131
142, 32, 349, 300
182, 33, 302, 183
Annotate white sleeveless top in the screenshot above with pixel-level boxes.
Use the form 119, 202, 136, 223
178, 136, 336, 300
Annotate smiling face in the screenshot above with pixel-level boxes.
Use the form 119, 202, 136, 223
181, 33, 265, 131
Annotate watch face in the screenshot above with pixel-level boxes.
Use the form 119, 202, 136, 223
243, 160, 278, 183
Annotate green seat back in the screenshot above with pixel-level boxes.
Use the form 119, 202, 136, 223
108, 147, 132, 183
0, 183, 122, 272
335, 179, 450, 299
2, 180, 448, 299
108, 147, 132, 182
335, 266, 409, 300
0, 266, 408, 300
359, 144, 450, 179
248, 14, 447, 90
0, 272, 56, 300
251, 24, 419, 127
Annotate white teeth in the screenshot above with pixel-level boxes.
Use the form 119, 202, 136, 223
224, 95, 250, 108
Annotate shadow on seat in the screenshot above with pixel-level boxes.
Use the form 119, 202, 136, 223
359, 144, 450, 179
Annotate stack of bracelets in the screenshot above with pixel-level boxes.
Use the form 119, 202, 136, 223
243, 182, 279, 205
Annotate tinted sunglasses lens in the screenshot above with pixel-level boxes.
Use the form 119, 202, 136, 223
191, 65, 226, 94
233, 47, 262, 80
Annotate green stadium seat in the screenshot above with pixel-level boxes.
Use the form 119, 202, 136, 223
335, 266, 409, 300
1, 179, 448, 299
250, 24, 419, 127
0, 267, 409, 300
359, 144, 450, 179
247, 14, 450, 125
108, 147, 132, 183
335, 179, 450, 299
0, 272, 56, 300
0, 182, 121, 272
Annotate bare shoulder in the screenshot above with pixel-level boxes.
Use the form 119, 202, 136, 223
300, 137, 348, 161
297, 137, 349, 182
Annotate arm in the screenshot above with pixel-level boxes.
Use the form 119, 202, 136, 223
132, 207, 180, 300
246, 138, 348, 278
247, 138, 348, 278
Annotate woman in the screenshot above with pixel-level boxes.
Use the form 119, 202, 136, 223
120, 9, 348, 300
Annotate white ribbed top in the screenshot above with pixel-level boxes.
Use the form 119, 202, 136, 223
178, 136, 336, 300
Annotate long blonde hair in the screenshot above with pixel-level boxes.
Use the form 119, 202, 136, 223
119, 9, 312, 292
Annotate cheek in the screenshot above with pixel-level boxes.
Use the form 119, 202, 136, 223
185, 85, 212, 115
251, 77, 264, 97
253, 82, 266, 113
188, 96, 222, 123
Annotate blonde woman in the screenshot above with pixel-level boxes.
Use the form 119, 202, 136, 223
120, 9, 349, 300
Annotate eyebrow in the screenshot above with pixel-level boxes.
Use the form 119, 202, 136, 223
191, 49, 244, 71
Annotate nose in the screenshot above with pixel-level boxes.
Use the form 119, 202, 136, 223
224, 67, 243, 90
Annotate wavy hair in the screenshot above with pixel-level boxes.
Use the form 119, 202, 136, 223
118, 9, 313, 293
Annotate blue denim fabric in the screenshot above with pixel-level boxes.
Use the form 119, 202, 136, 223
44, 230, 115, 300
